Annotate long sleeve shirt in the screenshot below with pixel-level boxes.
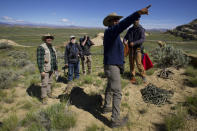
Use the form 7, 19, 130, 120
124, 25, 145, 49
103, 11, 141, 65
37, 45, 58, 73
64, 42, 82, 64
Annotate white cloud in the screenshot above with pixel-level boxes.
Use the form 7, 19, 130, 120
61, 18, 69, 23
2, 16, 14, 22
1, 16, 25, 23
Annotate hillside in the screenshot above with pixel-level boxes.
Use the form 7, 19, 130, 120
168, 19, 197, 40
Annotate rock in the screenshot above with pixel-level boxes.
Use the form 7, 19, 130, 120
91, 33, 104, 46
167, 19, 197, 40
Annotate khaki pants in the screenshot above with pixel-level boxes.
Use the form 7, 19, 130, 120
129, 48, 145, 77
81, 55, 92, 74
104, 65, 122, 122
41, 71, 53, 98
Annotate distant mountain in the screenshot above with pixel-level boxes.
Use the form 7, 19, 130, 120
0, 22, 12, 26
0, 22, 99, 29
167, 19, 197, 40
146, 28, 168, 33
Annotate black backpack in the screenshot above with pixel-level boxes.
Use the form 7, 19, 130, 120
67, 43, 80, 63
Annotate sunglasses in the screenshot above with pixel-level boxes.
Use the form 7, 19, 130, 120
110, 19, 120, 22
46, 37, 53, 40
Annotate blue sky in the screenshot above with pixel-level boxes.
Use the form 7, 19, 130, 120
0, 0, 196, 29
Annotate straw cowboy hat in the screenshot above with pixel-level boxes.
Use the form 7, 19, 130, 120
42, 33, 54, 41
103, 12, 123, 26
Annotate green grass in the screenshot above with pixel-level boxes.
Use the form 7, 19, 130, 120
146, 68, 157, 76
26, 123, 45, 131
185, 66, 197, 87
0, 90, 7, 102
185, 66, 197, 77
21, 111, 38, 126
185, 93, 197, 117
125, 92, 130, 96
0, 114, 19, 131
21, 101, 34, 110
135, 76, 143, 85
85, 123, 105, 131
94, 79, 102, 87
121, 79, 129, 89
121, 102, 130, 109
3, 89, 16, 104
0, 26, 104, 46
22, 103, 77, 130
83, 75, 94, 84
164, 109, 186, 131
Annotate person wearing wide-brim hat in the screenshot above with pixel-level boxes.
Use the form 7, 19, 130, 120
102, 5, 151, 128
41, 33, 54, 41
37, 33, 58, 104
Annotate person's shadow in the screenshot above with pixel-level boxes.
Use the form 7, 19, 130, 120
26, 83, 42, 100
56, 75, 68, 84
58, 86, 111, 127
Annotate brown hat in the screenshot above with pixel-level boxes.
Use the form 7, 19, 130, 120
103, 12, 123, 26
42, 33, 54, 41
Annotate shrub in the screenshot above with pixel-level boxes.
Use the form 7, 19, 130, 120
0, 114, 19, 131
151, 45, 190, 69
8, 51, 29, 59
13, 59, 31, 68
0, 69, 19, 89
22, 103, 77, 130
22, 64, 36, 75
0, 60, 11, 67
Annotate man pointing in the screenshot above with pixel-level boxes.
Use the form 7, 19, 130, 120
102, 5, 151, 128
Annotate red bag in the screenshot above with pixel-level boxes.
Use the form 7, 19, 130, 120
142, 53, 153, 70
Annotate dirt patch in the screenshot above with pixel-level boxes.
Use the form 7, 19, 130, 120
0, 39, 31, 47
0, 67, 196, 131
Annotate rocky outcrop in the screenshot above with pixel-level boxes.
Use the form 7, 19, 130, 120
91, 33, 104, 46
168, 19, 197, 40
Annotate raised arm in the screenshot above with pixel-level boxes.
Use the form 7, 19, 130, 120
108, 5, 151, 38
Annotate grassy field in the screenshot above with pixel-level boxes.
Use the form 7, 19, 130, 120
0, 26, 197, 130
0, 26, 196, 54
0, 26, 104, 46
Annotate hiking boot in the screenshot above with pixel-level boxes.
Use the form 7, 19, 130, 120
41, 97, 48, 105
47, 93, 57, 99
110, 116, 129, 128
101, 106, 112, 114
130, 77, 137, 84
142, 76, 147, 84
